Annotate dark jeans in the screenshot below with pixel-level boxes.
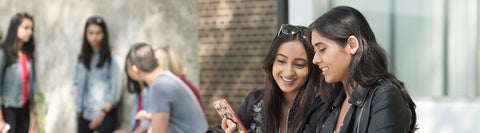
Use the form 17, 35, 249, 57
2, 106, 30, 133
77, 108, 118, 133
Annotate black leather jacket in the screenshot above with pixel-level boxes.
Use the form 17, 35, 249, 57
318, 78, 416, 133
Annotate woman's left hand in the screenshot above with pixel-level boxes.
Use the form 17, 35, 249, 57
89, 112, 106, 129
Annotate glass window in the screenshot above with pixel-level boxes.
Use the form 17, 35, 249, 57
393, 0, 446, 97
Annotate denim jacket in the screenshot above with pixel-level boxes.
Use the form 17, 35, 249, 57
73, 52, 121, 120
0, 49, 36, 108
131, 88, 150, 131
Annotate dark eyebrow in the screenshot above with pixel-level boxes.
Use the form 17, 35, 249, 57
294, 58, 307, 62
277, 54, 288, 58
313, 41, 327, 46
278, 54, 307, 62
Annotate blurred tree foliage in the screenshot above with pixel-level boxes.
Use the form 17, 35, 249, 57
0, 28, 3, 43
36, 92, 47, 133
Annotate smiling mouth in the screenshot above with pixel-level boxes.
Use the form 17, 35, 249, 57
281, 76, 295, 83
320, 66, 329, 72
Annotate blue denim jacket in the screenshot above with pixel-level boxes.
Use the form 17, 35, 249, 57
0, 49, 36, 108
73, 52, 121, 120
131, 88, 150, 130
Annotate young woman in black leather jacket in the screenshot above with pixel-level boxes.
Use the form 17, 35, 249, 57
309, 6, 417, 133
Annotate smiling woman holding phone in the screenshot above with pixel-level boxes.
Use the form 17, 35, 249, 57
207, 24, 323, 133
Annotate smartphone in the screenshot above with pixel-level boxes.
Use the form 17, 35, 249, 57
212, 99, 247, 133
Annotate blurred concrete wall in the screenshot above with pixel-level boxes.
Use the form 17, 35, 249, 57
0, 0, 198, 132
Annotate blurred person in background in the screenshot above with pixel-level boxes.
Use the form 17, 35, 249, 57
126, 43, 207, 133
0, 12, 39, 133
114, 59, 150, 133
123, 46, 203, 133
72, 16, 121, 133
154, 46, 203, 110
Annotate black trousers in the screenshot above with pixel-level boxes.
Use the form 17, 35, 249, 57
2, 106, 30, 133
77, 108, 118, 133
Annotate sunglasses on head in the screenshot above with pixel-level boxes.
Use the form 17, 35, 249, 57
275, 24, 308, 39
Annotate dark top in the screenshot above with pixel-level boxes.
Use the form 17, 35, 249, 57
318, 78, 416, 133
207, 89, 324, 133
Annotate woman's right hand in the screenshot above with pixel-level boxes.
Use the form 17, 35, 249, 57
0, 120, 7, 133
135, 110, 151, 120
221, 118, 237, 133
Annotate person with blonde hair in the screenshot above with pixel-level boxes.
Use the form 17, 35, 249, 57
154, 47, 203, 109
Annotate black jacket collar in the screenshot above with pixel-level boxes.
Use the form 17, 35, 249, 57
333, 79, 384, 108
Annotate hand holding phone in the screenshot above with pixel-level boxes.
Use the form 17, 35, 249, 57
1, 123, 10, 133
213, 99, 247, 133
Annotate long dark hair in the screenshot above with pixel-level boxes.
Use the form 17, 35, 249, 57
1, 12, 35, 67
309, 6, 416, 131
124, 57, 142, 94
262, 25, 320, 133
78, 16, 111, 69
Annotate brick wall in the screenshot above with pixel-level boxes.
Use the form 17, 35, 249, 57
198, 0, 278, 125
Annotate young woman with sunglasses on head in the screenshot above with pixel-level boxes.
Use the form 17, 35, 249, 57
207, 24, 323, 133
73, 16, 121, 133
0, 12, 38, 133
310, 6, 417, 133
